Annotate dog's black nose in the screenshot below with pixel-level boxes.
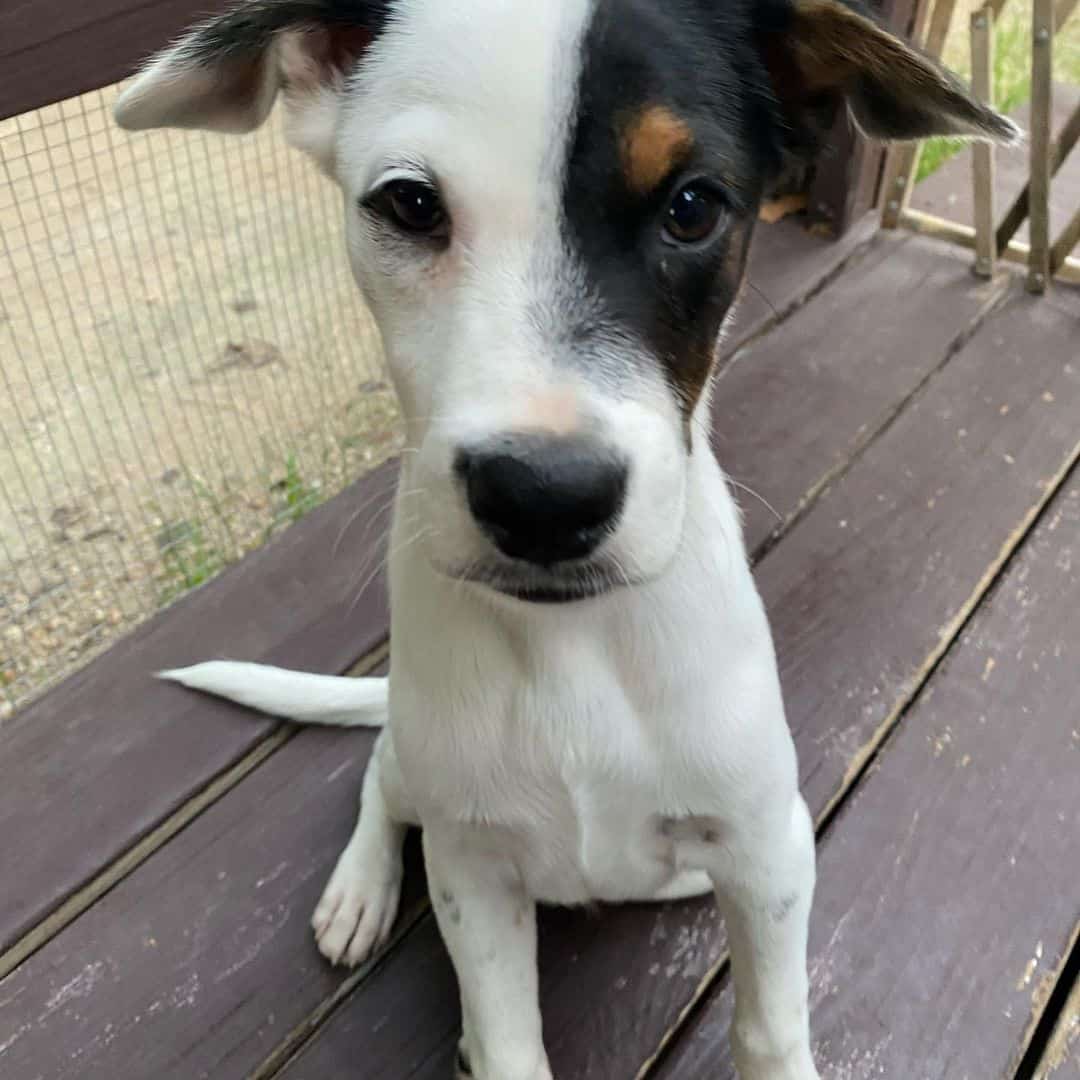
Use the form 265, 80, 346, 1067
456, 435, 628, 566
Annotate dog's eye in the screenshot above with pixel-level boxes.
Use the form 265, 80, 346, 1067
370, 179, 447, 236
663, 183, 724, 244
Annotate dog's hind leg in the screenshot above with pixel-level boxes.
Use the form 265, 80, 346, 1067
312, 730, 414, 967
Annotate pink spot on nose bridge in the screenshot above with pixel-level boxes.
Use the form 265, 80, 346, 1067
516, 386, 581, 436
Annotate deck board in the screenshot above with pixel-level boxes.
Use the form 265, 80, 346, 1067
273, 275, 1080, 1076
723, 211, 876, 350
0, 701, 429, 1080
653, 473, 1080, 1079
713, 231, 1006, 549
0, 458, 395, 964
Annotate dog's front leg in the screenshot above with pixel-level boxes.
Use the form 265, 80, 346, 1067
681, 794, 820, 1080
423, 825, 551, 1080
312, 731, 410, 967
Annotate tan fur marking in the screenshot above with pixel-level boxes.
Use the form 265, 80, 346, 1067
620, 105, 694, 195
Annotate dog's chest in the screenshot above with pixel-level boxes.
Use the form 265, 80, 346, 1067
395, 626, 707, 904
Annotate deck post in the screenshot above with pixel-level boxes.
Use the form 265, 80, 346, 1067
811, 0, 922, 236
970, 5, 996, 278
880, 0, 959, 229
1027, 0, 1055, 293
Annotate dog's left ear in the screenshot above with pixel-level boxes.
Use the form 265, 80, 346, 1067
758, 0, 1020, 144
114, 2, 386, 176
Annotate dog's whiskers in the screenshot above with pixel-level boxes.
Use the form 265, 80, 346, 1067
333, 483, 430, 561
726, 477, 782, 525
346, 523, 435, 621
333, 490, 394, 560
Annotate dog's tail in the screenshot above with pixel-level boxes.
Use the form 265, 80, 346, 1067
156, 662, 387, 727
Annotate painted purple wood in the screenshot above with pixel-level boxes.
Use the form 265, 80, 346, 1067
656, 472, 1080, 1078
0, 1, 232, 122
0, 459, 396, 954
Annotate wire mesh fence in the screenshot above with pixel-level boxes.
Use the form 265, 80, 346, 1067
0, 82, 399, 719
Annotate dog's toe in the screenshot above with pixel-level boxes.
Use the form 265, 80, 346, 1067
313, 846, 402, 968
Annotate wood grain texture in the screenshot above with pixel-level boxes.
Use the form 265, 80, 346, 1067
654, 473, 1080, 1080
267, 267, 1080, 1078
0, 459, 396, 957
0, 1, 230, 122
0, 693, 431, 1080
713, 231, 1006, 550
721, 214, 877, 354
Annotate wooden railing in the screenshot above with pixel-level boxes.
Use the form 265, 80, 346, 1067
880, 0, 1080, 288
0, 0, 231, 124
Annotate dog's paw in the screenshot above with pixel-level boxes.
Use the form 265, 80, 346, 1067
311, 843, 402, 968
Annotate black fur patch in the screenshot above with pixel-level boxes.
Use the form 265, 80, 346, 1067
561, 0, 781, 421
558, 0, 1009, 422
183, 0, 390, 63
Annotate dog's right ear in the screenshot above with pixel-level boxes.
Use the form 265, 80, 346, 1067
755, 0, 1020, 152
114, 1, 387, 175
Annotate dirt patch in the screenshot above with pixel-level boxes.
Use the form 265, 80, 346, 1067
0, 84, 400, 717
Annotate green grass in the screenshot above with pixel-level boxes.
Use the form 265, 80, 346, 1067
155, 453, 326, 606
276, 453, 323, 526
156, 518, 225, 604
916, 5, 1080, 183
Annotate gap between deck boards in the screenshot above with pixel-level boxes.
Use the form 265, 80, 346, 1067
1017, 925, 1080, 1079
1028, 958, 1080, 1080
0, 217, 875, 985
0, 641, 388, 984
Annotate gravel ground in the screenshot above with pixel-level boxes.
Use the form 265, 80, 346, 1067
0, 84, 399, 718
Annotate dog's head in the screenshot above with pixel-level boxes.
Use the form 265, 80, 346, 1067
117, 0, 1016, 604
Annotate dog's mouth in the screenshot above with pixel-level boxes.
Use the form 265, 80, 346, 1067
440, 560, 640, 605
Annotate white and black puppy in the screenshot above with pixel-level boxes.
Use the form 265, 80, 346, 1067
117, 3, 1014, 1076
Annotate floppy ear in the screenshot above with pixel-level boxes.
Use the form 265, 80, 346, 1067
114, 1, 385, 174
758, 0, 1020, 146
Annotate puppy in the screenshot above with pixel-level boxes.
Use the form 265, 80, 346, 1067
117, 2, 1014, 1076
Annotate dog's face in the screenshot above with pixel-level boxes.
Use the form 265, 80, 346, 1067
117, 0, 1014, 604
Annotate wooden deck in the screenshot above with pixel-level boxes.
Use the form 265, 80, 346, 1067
1, 216, 1078, 1079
